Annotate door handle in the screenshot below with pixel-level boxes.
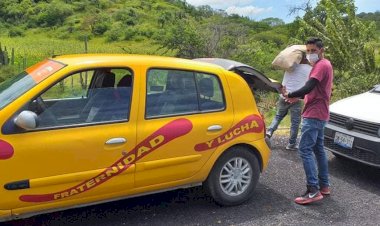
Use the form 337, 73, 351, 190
207, 125, 222, 132
105, 138, 127, 145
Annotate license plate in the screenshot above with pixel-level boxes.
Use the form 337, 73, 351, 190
334, 132, 354, 149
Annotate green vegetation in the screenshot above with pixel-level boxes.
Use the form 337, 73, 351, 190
0, 0, 287, 79
0, 0, 379, 127
293, 0, 379, 100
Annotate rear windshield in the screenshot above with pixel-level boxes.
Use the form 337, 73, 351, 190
0, 60, 65, 109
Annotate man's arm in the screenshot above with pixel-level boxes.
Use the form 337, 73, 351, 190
287, 78, 318, 98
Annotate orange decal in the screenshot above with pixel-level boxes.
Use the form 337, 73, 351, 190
19, 118, 193, 203
26, 59, 65, 83
195, 114, 264, 152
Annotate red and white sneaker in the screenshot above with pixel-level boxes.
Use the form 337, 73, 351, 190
295, 187, 323, 205
320, 186, 331, 195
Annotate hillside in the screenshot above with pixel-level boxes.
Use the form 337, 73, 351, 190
0, 1, 378, 94
0, 0, 293, 78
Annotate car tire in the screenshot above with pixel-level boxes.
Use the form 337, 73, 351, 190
204, 146, 260, 206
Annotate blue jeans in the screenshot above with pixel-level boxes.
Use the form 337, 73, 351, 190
298, 118, 329, 189
267, 97, 302, 145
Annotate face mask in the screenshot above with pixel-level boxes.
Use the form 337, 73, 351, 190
306, 53, 319, 64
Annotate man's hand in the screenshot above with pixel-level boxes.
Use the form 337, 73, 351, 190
281, 86, 299, 103
280, 85, 288, 97
284, 97, 299, 104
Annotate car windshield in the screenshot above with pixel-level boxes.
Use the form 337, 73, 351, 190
0, 59, 66, 109
0, 72, 36, 109
371, 84, 380, 93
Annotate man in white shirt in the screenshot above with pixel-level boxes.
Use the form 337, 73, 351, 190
266, 54, 312, 150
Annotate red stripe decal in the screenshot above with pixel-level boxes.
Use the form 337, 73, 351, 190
20, 118, 193, 203
194, 114, 264, 152
0, 140, 14, 160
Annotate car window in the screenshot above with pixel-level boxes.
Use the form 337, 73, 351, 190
195, 72, 225, 111
26, 68, 132, 129
0, 60, 65, 109
0, 72, 35, 109
146, 69, 225, 118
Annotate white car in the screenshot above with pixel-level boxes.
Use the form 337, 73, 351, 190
324, 84, 380, 167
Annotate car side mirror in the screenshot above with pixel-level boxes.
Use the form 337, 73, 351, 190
14, 110, 38, 130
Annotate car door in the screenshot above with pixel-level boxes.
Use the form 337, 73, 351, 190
0, 67, 137, 210
134, 67, 234, 188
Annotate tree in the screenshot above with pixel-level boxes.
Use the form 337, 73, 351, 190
294, 0, 378, 97
295, 0, 376, 73
157, 19, 206, 58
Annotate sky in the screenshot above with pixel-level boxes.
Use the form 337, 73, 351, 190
185, 0, 380, 23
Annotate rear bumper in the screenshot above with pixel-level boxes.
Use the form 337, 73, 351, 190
324, 123, 380, 168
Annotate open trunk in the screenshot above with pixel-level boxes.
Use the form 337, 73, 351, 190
193, 58, 281, 93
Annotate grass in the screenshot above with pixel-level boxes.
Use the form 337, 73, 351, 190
0, 33, 173, 71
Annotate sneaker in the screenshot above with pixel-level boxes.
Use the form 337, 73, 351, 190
286, 143, 298, 151
266, 131, 273, 139
295, 186, 323, 205
320, 186, 330, 195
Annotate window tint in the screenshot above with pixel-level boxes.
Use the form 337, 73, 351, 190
196, 72, 225, 111
146, 69, 198, 117
26, 68, 132, 129
146, 69, 225, 118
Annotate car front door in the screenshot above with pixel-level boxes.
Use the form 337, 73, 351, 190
0, 67, 137, 211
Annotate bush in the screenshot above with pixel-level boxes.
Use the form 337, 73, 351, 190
114, 8, 138, 26
333, 70, 380, 101
105, 22, 125, 42
8, 27, 24, 37
36, 1, 73, 27
253, 31, 287, 47
75, 32, 92, 41
106, 28, 121, 42
124, 27, 138, 41
92, 22, 109, 35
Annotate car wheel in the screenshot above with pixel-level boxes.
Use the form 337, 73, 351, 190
204, 146, 260, 206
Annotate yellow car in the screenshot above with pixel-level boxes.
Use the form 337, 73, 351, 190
0, 55, 279, 222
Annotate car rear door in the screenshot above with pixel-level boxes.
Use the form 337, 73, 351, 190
134, 67, 234, 188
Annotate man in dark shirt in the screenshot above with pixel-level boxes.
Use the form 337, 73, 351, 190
282, 37, 333, 205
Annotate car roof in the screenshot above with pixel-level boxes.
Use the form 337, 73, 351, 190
193, 58, 251, 71
52, 54, 227, 72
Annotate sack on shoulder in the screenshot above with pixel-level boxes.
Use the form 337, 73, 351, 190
271, 45, 306, 72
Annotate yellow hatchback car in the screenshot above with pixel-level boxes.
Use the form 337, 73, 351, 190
0, 54, 279, 222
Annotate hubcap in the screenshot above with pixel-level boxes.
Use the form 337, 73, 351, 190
219, 157, 252, 196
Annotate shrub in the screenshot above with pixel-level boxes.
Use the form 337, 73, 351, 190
75, 32, 92, 41
8, 27, 24, 37
106, 28, 121, 42
333, 70, 380, 101
124, 27, 138, 41
92, 22, 109, 35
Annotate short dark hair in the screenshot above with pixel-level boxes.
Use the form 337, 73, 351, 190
306, 37, 324, 49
